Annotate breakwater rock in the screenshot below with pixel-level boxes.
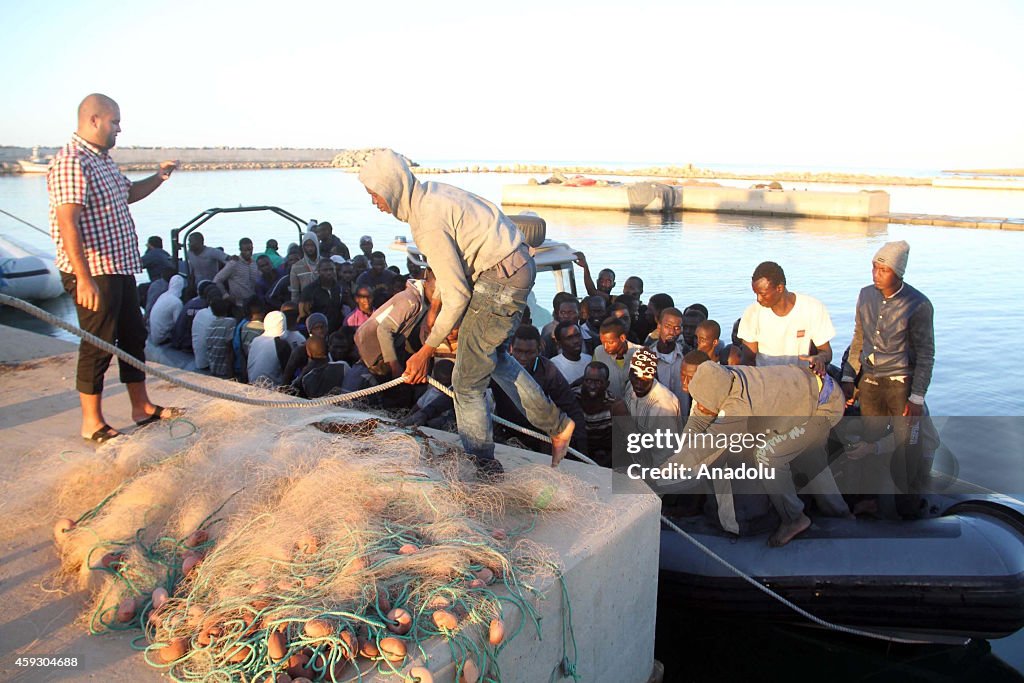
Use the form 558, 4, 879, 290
330, 148, 418, 169
0, 145, 931, 186
410, 163, 932, 187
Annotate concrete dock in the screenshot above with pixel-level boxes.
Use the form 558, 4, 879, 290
0, 325, 662, 682
886, 213, 1024, 231
502, 183, 1024, 230
503, 183, 891, 219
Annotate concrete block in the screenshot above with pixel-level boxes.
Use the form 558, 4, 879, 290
503, 184, 890, 219
0, 325, 76, 363
931, 216, 973, 227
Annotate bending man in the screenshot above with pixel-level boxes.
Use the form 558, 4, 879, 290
659, 362, 849, 546
358, 150, 575, 473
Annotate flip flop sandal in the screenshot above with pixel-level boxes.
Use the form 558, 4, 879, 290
87, 424, 121, 444
135, 405, 186, 427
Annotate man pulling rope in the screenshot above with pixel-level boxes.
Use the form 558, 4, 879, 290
358, 150, 575, 474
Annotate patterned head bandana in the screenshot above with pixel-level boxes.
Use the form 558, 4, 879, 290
629, 348, 659, 380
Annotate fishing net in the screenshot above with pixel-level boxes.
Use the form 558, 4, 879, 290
51, 397, 597, 681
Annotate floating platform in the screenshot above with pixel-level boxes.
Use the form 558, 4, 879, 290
502, 183, 891, 220
932, 178, 1024, 191
887, 213, 1024, 231
0, 325, 661, 682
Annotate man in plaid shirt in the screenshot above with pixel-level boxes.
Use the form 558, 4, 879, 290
48, 93, 183, 443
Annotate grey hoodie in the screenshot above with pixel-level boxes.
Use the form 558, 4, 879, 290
688, 362, 841, 420
658, 363, 844, 473
149, 274, 186, 345
289, 230, 321, 302
358, 149, 522, 348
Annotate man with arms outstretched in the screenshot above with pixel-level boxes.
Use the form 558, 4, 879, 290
48, 93, 182, 442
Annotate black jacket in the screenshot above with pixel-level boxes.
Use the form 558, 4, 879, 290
843, 282, 934, 399
299, 280, 344, 334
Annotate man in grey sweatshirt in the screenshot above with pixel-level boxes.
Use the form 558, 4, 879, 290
354, 269, 436, 378
358, 150, 575, 472
659, 362, 849, 546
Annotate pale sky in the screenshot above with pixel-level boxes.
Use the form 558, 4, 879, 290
2, 0, 1021, 169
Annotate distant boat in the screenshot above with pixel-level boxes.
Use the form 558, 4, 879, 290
17, 147, 51, 174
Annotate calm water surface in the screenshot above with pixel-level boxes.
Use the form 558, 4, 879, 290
3, 168, 1022, 417
1, 168, 1023, 674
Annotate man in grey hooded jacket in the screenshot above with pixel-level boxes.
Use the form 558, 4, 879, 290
289, 230, 320, 302
358, 150, 575, 472
659, 362, 849, 546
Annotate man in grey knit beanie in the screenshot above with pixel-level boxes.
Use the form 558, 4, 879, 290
842, 240, 935, 518
872, 240, 910, 278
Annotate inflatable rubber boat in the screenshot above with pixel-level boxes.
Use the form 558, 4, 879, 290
659, 493, 1024, 643
0, 235, 63, 301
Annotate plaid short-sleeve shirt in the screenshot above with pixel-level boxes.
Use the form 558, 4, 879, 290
47, 133, 142, 276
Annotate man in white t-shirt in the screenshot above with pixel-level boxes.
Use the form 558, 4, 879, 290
738, 261, 835, 375
550, 321, 592, 385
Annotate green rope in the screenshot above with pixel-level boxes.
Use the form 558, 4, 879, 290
549, 568, 580, 683
167, 418, 199, 439
74, 480, 130, 525
59, 449, 85, 463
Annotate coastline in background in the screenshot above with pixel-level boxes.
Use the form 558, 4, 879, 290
4, 146, 1024, 189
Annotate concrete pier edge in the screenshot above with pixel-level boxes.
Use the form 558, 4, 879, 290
0, 324, 661, 683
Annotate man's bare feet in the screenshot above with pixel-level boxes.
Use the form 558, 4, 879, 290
769, 513, 811, 547
131, 402, 160, 425
473, 455, 504, 481
852, 498, 879, 517
550, 419, 576, 468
